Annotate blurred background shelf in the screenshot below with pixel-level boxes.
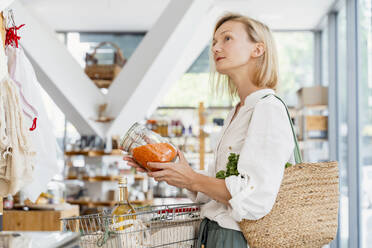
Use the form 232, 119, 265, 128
298, 138, 328, 143
65, 174, 145, 182
64, 149, 123, 157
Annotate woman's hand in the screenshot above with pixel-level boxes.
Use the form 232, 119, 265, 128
147, 150, 197, 191
125, 150, 232, 204
123, 155, 147, 173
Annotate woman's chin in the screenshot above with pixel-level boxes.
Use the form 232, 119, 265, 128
215, 66, 230, 75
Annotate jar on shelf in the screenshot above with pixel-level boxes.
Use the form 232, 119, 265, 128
120, 122, 178, 172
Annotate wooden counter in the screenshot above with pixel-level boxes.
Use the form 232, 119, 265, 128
3, 205, 79, 231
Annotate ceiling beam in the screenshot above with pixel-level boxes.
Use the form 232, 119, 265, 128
11, 1, 105, 136
106, 0, 216, 136
145, 5, 223, 116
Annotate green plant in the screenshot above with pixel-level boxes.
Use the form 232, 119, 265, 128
216, 153, 240, 179
216, 153, 293, 179
285, 162, 293, 168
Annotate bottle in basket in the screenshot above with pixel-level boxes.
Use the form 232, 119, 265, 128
120, 122, 177, 172
112, 177, 136, 230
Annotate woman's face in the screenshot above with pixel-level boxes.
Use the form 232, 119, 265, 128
212, 20, 256, 75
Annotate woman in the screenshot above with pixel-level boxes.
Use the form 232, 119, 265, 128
124, 13, 295, 248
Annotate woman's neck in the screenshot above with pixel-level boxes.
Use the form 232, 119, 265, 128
229, 67, 262, 106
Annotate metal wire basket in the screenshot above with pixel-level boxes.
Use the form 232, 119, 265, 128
60, 203, 202, 248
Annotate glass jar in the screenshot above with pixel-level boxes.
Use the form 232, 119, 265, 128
120, 122, 177, 172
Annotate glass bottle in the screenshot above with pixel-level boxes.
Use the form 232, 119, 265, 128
112, 177, 136, 230
120, 122, 177, 172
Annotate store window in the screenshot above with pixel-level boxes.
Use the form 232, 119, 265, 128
273, 32, 314, 106
62, 31, 314, 107
62, 32, 231, 107
65, 32, 145, 68
160, 45, 232, 107
358, 0, 372, 246
161, 32, 315, 107
337, 5, 349, 248
322, 26, 329, 86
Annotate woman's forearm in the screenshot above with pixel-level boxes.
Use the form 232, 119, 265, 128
190, 172, 232, 205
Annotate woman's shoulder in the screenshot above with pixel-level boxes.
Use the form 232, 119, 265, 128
255, 94, 287, 113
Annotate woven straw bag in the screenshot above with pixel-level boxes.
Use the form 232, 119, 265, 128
239, 94, 339, 248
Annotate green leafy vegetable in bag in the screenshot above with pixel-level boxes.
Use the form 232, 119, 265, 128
216, 153, 293, 179
216, 153, 240, 179
216, 170, 226, 179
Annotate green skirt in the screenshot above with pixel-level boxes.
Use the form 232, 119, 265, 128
196, 218, 247, 248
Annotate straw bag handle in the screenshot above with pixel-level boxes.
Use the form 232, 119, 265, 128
261, 94, 303, 164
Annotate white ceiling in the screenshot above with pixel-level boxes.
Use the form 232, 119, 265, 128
19, 0, 335, 32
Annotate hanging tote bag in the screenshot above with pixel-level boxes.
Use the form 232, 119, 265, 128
239, 94, 339, 248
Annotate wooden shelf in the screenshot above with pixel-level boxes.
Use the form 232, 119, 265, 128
64, 149, 122, 157
134, 174, 146, 180
66, 200, 152, 207
66, 174, 145, 182
297, 104, 328, 111
3, 205, 79, 231
298, 138, 328, 143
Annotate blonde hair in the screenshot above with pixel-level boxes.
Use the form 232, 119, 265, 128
209, 13, 279, 98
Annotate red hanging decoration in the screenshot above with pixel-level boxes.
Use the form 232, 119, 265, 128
29, 117, 37, 131
5, 24, 25, 48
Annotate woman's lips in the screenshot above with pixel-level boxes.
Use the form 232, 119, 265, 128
216, 57, 225, 62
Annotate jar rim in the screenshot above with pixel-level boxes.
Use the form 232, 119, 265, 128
120, 122, 141, 151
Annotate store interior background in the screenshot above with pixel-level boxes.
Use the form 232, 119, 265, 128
5, 0, 371, 247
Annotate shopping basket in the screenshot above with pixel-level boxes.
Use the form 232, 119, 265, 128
60, 203, 202, 248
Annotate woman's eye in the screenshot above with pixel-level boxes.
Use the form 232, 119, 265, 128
225, 36, 231, 41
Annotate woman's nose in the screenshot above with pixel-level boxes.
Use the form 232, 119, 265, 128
212, 43, 222, 53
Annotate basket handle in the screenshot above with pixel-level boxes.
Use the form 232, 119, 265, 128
261, 94, 303, 164
158, 207, 199, 214
89, 41, 126, 66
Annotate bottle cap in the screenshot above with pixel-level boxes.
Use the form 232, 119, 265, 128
118, 176, 127, 185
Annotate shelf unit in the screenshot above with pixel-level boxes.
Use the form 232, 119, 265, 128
150, 103, 230, 173
199, 102, 206, 170
63, 148, 151, 211
65, 174, 145, 182
295, 104, 329, 162
64, 149, 122, 157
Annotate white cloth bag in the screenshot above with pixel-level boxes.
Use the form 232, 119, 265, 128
6, 45, 59, 201
0, 36, 34, 196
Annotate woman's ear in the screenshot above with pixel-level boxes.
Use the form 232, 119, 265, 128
252, 43, 265, 58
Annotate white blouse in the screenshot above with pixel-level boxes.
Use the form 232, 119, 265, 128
188, 88, 295, 231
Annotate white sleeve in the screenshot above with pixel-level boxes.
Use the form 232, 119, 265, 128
225, 97, 295, 221
186, 164, 214, 203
